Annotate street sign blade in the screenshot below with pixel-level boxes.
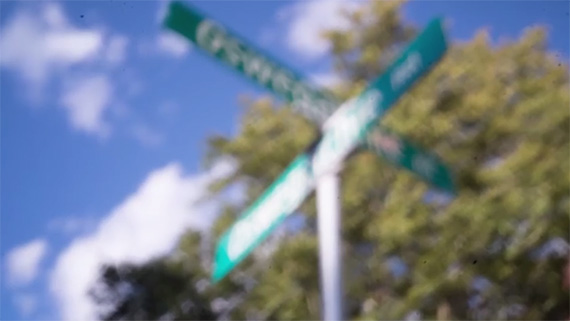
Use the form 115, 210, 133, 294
364, 125, 456, 194
212, 154, 314, 282
185, 10, 447, 282
212, 18, 448, 282
312, 18, 447, 178
163, 1, 336, 125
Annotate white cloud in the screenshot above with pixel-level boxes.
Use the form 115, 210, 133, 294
157, 31, 191, 58
50, 160, 237, 321
13, 293, 38, 317
105, 35, 129, 65
147, 0, 192, 58
281, 0, 362, 60
137, 32, 191, 59
5, 239, 48, 287
225, 180, 247, 206
60, 75, 113, 137
44, 31, 103, 64
48, 216, 98, 235
131, 123, 164, 147
0, 3, 103, 93
0, 3, 133, 139
42, 2, 67, 28
156, 0, 172, 25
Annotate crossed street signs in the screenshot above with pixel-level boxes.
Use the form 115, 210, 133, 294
163, 1, 453, 282
163, 1, 456, 193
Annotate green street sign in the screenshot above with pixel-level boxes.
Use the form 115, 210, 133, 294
363, 125, 456, 194
312, 18, 448, 179
163, 1, 335, 125
163, 1, 456, 192
212, 154, 314, 282
211, 18, 448, 282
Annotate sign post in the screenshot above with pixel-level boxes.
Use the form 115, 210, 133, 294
316, 171, 343, 321
209, 16, 447, 283
308, 20, 447, 318
162, 3, 453, 320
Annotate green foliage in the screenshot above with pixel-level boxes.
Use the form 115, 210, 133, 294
203, 1, 569, 319
89, 257, 216, 320
90, 0, 569, 320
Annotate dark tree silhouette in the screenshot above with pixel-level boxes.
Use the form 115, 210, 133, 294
89, 259, 217, 320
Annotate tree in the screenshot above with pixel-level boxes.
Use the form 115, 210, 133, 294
90, 0, 569, 319
204, 1, 569, 319
89, 232, 218, 320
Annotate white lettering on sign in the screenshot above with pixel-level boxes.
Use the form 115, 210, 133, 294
357, 90, 381, 123
290, 84, 319, 118
243, 55, 276, 86
369, 130, 403, 161
197, 19, 281, 91
280, 167, 309, 211
195, 19, 329, 124
390, 52, 422, 91
227, 218, 254, 262
412, 154, 436, 179
224, 38, 245, 67
226, 161, 312, 261
196, 20, 226, 55
322, 97, 356, 131
272, 71, 294, 95
312, 89, 382, 177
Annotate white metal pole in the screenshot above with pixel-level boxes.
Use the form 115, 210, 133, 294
316, 172, 343, 321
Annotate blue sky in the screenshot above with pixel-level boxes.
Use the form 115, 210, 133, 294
1, 0, 568, 320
